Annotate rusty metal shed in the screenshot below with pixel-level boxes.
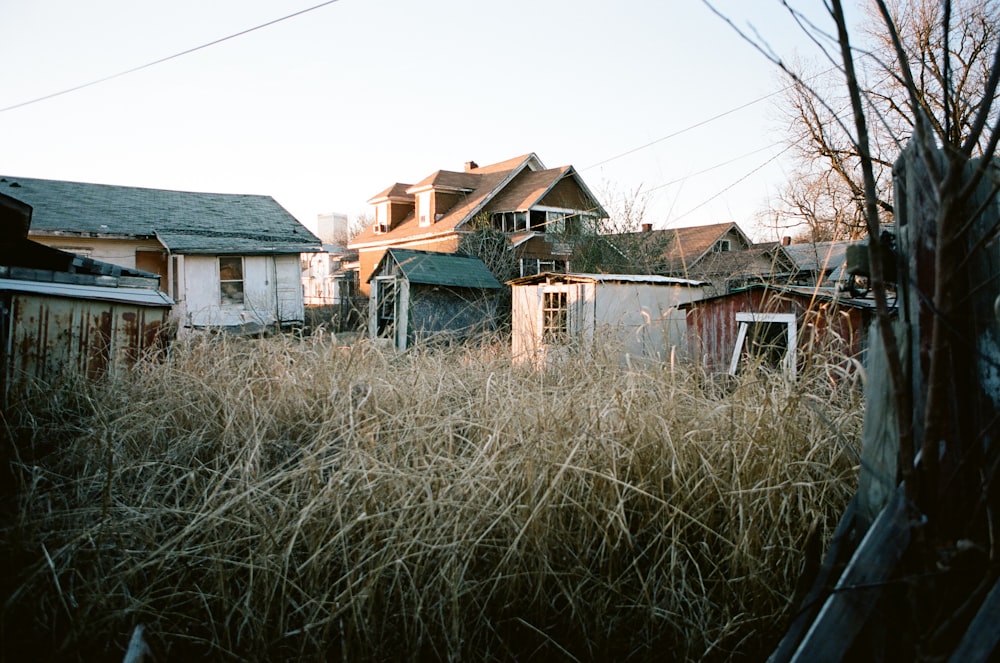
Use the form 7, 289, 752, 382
682, 283, 882, 375
1, 193, 173, 401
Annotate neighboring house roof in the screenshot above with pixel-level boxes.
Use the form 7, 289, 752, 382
1, 175, 322, 255
783, 241, 855, 282
372, 248, 502, 289
350, 153, 607, 249
368, 182, 415, 203
607, 221, 752, 274
508, 272, 709, 287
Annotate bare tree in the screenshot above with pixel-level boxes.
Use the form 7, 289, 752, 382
770, 0, 1000, 240
711, 0, 1000, 658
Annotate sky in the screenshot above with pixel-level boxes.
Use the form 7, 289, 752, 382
0, 1, 857, 240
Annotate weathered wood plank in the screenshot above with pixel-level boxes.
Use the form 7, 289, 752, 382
767, 498, 858, 663
789, 485, 911, 663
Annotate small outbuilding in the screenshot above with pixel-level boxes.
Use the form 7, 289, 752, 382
368, 248, 502, 350
1, 193, 173, 402
682, 283, 882, 375
508, 272, 710, 366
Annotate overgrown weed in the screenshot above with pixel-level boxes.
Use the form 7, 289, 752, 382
1, 333, 861, 661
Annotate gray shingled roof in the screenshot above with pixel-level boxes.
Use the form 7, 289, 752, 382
377, 248, 501, 289
1, 175, 322, 255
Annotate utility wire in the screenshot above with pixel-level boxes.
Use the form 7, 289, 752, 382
0, 0, 343, 114
642, 141, 786, 194
581, 89, 793, 171
669, 142, 796, 224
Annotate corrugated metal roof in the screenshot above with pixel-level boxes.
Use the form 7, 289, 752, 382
508, 272, 709, 287
0, 277, 174, 306
378, 249, 502, 289
679, 282, 881, 310
1, 176, 322, 255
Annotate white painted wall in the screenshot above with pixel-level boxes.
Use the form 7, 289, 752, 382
177, 254, 305, 332
511, 280, 707, 366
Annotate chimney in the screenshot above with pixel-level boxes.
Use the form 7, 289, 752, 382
464, 160, 479, 172
782, 236, 792, 246
641, 222, 653, 233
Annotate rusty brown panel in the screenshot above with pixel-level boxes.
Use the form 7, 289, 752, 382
85, 309, 112, 380
118, 307, 140, 365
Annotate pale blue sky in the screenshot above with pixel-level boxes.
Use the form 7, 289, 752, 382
0, 1, 855, 238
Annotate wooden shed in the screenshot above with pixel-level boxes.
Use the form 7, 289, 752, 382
682, 283, 881, 374
508, 272, 709, 366
368, 248, 502, 350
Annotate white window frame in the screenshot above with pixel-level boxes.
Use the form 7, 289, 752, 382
728, 312, 797, 375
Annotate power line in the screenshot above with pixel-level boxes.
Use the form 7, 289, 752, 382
642, 141, 786, 194
581, 90, 787, 171
669, 142, 796, 225
0, 0, 344, 114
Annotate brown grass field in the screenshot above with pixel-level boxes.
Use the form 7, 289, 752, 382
0, 333, 862, 661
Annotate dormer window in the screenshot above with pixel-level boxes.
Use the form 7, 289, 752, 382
713, 239, 732, 253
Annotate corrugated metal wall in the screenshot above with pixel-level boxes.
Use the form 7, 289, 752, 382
2, 292, 168, 399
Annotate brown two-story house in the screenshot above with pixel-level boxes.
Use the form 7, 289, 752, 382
348, 153, 607, 295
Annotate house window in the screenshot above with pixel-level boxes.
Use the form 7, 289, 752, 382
490, 211, 528, 232
546, 211, 567, 234
713, 239, 732, 253
728, 312, 797, 374
542, 289, 569, 343
519, 258, 568, 277
219, 256, 245, 306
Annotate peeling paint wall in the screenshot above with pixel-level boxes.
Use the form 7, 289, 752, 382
178, 254, 304, 332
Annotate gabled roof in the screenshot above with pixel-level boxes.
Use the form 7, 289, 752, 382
367, 182, 415, 203
372, 248, 501, 289
350, 154, 606, 249
484, 166, 585, 213
1, 175, 322, 255
606, 221, 753, 274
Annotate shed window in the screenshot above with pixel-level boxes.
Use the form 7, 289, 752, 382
542, 289, 569, 342
219, 257, 245, 305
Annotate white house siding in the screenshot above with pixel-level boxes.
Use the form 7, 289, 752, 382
178, 254, 304, 332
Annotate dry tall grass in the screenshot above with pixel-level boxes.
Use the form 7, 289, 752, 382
1, 333, 861, 661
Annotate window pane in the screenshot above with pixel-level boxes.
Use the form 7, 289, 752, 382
542, 290, 569, 342
220, 257, 244, 305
